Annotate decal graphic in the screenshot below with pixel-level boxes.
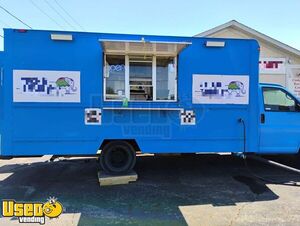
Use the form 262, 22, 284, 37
13, 70, 80, 102
85, 108, 102, 125
180, 110, 196, 125
56, 77, 77, 93
192, 75, 249, 104
109, 64, 125, 72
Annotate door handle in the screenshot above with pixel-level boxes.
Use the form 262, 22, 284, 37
260, 113, 265, 124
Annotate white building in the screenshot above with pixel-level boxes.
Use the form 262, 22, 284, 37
195, 20, 300, 97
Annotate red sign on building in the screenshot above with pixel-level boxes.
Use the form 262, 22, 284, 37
259, 58, 286, 74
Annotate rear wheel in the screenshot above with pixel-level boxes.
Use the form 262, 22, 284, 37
181, 153, 197, 157
99, 141, 136, 174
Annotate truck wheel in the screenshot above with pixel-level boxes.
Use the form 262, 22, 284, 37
100, 141, 136, 174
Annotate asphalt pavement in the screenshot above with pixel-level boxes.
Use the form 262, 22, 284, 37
0, 154, 300, 226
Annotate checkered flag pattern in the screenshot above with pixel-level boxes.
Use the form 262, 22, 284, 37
85, 108, 102, 125
180, 110, 196, 125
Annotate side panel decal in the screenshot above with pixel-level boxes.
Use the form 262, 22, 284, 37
13, 70, 81, 103
192, 74, 249, 104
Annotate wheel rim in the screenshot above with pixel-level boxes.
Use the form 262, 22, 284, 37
107, 146, 130, 169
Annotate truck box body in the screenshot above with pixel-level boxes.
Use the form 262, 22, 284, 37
0, 29, 261, 157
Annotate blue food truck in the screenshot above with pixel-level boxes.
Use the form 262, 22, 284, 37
0, 29, 299, 174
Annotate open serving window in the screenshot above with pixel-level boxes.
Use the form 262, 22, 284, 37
100, 39, 191, 102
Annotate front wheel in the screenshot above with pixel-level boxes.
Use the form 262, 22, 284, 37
99, 141, 136, 174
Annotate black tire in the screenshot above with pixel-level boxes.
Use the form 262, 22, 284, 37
99, 141, 136, 174
181, 153, 197, 157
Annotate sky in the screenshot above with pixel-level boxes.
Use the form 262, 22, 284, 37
0, 0, 299, 51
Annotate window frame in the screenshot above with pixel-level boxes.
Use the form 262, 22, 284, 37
103, 54, 126, 101
103, 54, 178, 102
262, 87, 300, 112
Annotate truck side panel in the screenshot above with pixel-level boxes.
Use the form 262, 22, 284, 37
1, 29, 259, 156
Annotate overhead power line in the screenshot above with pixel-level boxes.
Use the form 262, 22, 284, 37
0, 4, 32, 29
30, 0, 65, 30
0, 18, 10, 28
0, 19, 9, 39
54, 0, 86, 31
44, 0, 77, 31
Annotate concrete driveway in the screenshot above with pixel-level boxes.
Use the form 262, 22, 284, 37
0, 154, 300, 226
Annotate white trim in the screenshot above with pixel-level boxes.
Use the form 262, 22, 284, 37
195, 20, 300, 57
152, 55, 157, 101
174, 56, 178, 101
103, 54, 106, 100
153, 43, 157, 54
99, 39, 143, 43
125, 42, 129, 53
150, 41, 192, 45
125, 55, 130, 100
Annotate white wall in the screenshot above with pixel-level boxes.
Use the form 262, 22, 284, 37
204, 27, 300, 95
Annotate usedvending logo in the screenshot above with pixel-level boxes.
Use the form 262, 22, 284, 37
2, 197, 63, 224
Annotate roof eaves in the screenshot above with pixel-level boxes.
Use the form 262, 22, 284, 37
195, 20, 300, 57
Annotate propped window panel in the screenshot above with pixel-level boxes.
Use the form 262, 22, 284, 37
100, 39, 191, 56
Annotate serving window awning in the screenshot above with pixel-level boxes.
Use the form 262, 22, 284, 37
99, 39, 191, 56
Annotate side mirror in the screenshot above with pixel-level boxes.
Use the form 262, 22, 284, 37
286, 93, 293, 100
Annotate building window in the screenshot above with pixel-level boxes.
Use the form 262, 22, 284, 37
104, 54, 177, 102
156, 56, 176, 100
104, 55, 125, 100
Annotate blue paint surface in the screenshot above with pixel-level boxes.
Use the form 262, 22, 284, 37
259, 84, 300, 154
0, 28, 296, 156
